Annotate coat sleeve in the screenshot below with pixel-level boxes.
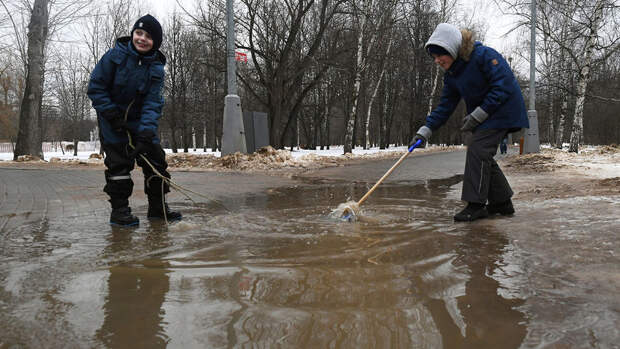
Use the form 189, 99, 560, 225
477, 47, 515, 116
138, 63, 165, 136
87, 50, 119, 114
426, 77, 461, 131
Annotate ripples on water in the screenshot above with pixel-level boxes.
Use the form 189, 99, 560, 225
1, 177, 533, 348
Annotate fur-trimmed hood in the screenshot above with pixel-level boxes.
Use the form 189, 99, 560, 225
425, 23, 475, 62
458, 29, 475, 61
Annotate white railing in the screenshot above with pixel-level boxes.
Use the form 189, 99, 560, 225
0, 141, 100, 154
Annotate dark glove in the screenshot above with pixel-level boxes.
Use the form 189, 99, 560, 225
460, 107, 488, 132
128, 131, 154, 160
101, 109, 126, 133
410, 126, 432, 148
410, 134, 427, 148
460, 114, 480, 132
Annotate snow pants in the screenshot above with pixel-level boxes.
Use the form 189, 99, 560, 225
461, 129, 513, 205
102, 142, 171, 209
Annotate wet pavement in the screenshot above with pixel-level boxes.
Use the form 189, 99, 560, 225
1, 150, 618, 348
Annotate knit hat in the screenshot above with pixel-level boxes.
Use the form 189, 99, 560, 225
131, 14, 163, 52
426, 44, 451, 57
424, 23, 462, 60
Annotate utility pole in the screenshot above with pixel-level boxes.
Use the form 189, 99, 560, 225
221, 0, 247, 156
524, 0, 540, 153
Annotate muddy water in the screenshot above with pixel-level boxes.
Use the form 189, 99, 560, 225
0, 174, 540, 348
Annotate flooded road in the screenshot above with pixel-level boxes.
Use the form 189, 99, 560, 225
1, 151, 618, 348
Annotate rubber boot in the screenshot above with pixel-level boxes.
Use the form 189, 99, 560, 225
147, 197, 182, 221
487, 199, 515, 215
454, 202, 489, 222
110, 207, 139, 226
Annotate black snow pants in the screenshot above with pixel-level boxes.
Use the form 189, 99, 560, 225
102, 142, 171, 209
461, 129, 514, 205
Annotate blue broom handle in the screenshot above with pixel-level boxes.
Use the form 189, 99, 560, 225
408, 139, 423, 152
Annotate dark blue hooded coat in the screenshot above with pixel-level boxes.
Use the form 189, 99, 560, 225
87, 37, 166, 144
426, 41, 529, 132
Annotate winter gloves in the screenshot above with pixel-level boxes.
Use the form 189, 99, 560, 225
100, 108, 155, 160
412, 106, 488, 147
461, 106, 488, 132
129, 130, 154, 160
101, 109, 127, 133
410, 126, 432, 148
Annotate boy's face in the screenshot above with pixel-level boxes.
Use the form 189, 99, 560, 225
132, 29, 154, 53
432, 53, 454, 70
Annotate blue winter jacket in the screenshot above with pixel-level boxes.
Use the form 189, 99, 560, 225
87, 37, 166, 144
426, 42, 529, 132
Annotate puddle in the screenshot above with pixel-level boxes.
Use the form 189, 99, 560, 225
0, 175, 617, 348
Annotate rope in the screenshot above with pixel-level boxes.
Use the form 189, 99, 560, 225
120, 101, 229, 224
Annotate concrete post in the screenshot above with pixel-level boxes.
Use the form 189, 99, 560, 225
524, 0, 541, 154
222, 95, 246, 155
221, 0, 247, 156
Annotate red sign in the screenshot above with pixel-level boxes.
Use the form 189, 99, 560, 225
235, 52, 247, 62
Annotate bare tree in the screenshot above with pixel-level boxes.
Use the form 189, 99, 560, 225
83, 0, 139, 67
12, 0, 48, 160
498, 0, 620, 152
566, 0, 608, 153
0, 58, 22, 143
51, 49, 91, 155
235, 0, 347, 149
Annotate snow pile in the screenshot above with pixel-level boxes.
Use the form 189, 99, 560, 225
166, 146, 343, 172
501, 144, 619, 179
164, 144, 465, 173
14, 155, 45, 162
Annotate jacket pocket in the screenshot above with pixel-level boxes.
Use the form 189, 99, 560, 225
149, 69, 164, 85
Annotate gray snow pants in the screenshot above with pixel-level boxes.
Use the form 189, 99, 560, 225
461, 128, 514, 204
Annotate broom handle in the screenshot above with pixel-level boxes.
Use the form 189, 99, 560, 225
357, 139, 422, 206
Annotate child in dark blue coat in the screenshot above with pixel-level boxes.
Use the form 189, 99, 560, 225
410, 23, 529, 222
88, 14, 181, 226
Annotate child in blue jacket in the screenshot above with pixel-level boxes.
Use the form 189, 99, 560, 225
88, 14, 181, 226
411, 23, 529, 222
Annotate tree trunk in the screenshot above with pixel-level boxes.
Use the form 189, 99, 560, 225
555, 51, 570, 149
13, 0, 49, 160
344, 0, 374, 154
547, 87, 554, 146
379, 79, 388, 149
427, 65, 440, 115
568, 0, 604, 153
556, 93, 568, 149
365, 36, 393, 150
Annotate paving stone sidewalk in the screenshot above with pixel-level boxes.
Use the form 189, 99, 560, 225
0, 167, 298, 234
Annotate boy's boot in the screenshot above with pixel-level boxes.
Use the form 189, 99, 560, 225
147, 196, 182, 221
487, 199, 515, 215
110, 206, 139, 226
454, 202, 489, 222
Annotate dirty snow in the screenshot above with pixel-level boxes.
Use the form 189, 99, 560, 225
0, 144, 464, 173
1, 144, 618, 182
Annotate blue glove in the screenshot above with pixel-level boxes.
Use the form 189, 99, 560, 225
460, 107, 488, 132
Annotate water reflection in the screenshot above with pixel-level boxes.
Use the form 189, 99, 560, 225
96, 226, 172, 348
85, 177, 526, 348
139, 176, 527, 348
422, 228, 527, 348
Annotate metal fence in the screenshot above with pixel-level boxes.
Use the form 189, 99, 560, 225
0, 141, 100, 154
